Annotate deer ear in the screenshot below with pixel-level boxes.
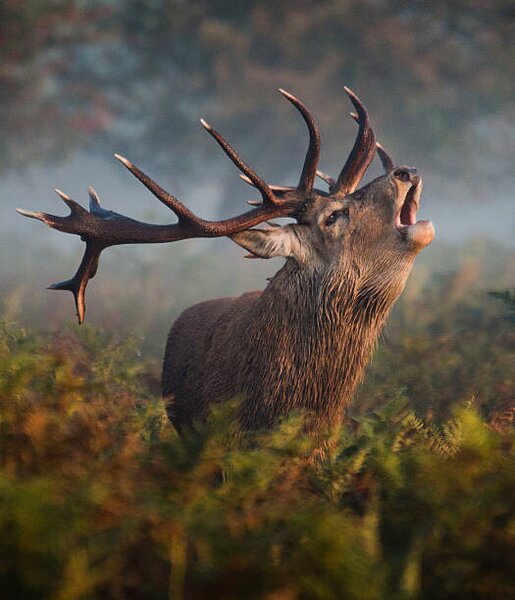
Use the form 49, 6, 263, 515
230, 226, 304, 260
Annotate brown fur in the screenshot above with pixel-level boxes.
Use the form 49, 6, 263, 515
162, 170, 434, 437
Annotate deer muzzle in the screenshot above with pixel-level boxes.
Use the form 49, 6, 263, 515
393, 170, 434, 251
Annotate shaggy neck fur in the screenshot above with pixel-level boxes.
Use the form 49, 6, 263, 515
238, 256, 413, 432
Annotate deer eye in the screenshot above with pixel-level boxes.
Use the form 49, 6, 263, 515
325, 208, 349, 227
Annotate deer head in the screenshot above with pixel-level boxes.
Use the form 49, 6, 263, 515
229, 89, 434, 316
232, 168, 433, 287
17, 87, 434, 324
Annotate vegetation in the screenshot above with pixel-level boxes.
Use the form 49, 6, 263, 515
0, 236, 513, 598
0, 320, 513, 599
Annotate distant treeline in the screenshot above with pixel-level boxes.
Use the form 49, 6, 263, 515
2, 0, 514, 203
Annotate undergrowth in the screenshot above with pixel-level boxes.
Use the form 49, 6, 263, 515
0, 323, 513, 599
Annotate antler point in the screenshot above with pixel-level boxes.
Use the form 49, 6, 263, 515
88, 186, 103, 213
343, 86, 362, 107
239, 173, 253, 185
55, 188, 71, 201
279, 88, 299, 103
16, 207, 45, 220
200, 118, 212, 131
16, 207, 32, 216
88, 186, 100, 201
114, 153, 132, 168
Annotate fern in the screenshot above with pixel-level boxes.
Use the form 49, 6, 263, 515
1, 325, 513, 599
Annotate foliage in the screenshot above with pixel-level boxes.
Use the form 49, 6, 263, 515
1, 0, 514, 201
0, 322, 513, 599
489, 290, 515, 326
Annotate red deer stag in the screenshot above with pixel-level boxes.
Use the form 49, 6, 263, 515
17, 87, 434, 439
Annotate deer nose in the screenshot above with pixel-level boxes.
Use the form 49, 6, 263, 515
393, 167, 419, 184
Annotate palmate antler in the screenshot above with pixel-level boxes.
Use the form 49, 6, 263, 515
17, 86, 380, 324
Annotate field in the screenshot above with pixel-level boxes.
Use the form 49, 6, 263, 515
0, 236, 513, 599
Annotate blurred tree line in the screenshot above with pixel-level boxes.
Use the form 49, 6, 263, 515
2, 0, 515, 209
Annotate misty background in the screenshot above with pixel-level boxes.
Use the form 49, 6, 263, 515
1, 0, 514, 353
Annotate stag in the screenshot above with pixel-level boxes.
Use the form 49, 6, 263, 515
17, 87, 434, 440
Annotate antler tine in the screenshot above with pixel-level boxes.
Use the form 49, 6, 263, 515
239, 173, 294, 192
278, 89, 321, 195
114, 154, 205, 225
349, 112, 395, 173
333, 87, 376, 195
88, 186, 112, 217
376, 143, 395, 172
47, 240, 106, 324
316, 169, 336, 188
55, 189, 89, 216
239, 173, 296, 201
200, 119, 279, 207
16, 207, 52, 222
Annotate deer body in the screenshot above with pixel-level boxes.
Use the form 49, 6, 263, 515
18, 86, 434, 439
163, 177, 423, 434
163, 268, 405, 434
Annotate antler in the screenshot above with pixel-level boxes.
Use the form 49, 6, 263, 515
331, 86, 377, 195
376, 143, 395, 172
17, 131, 303, 323
17, 85, 381, 323
239, 88, 323, 201
348, 111, 395, 173
242, 87, 378, 198
278, 89, 321, 195
314, 91, 392, 191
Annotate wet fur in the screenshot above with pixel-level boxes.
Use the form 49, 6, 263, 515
162, 173, 427, 439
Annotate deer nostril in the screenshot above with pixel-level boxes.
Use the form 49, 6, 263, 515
394, 169, 412, 183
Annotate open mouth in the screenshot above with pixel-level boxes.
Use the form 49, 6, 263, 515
395, 182, 421, 229
393, 178, 434, 249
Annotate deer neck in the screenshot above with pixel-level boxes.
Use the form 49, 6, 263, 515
242, 258, 412, 429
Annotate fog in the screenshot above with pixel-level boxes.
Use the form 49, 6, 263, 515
2, 152, 514, 256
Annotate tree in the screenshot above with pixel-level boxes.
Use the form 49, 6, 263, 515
2, 0, 514, 209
